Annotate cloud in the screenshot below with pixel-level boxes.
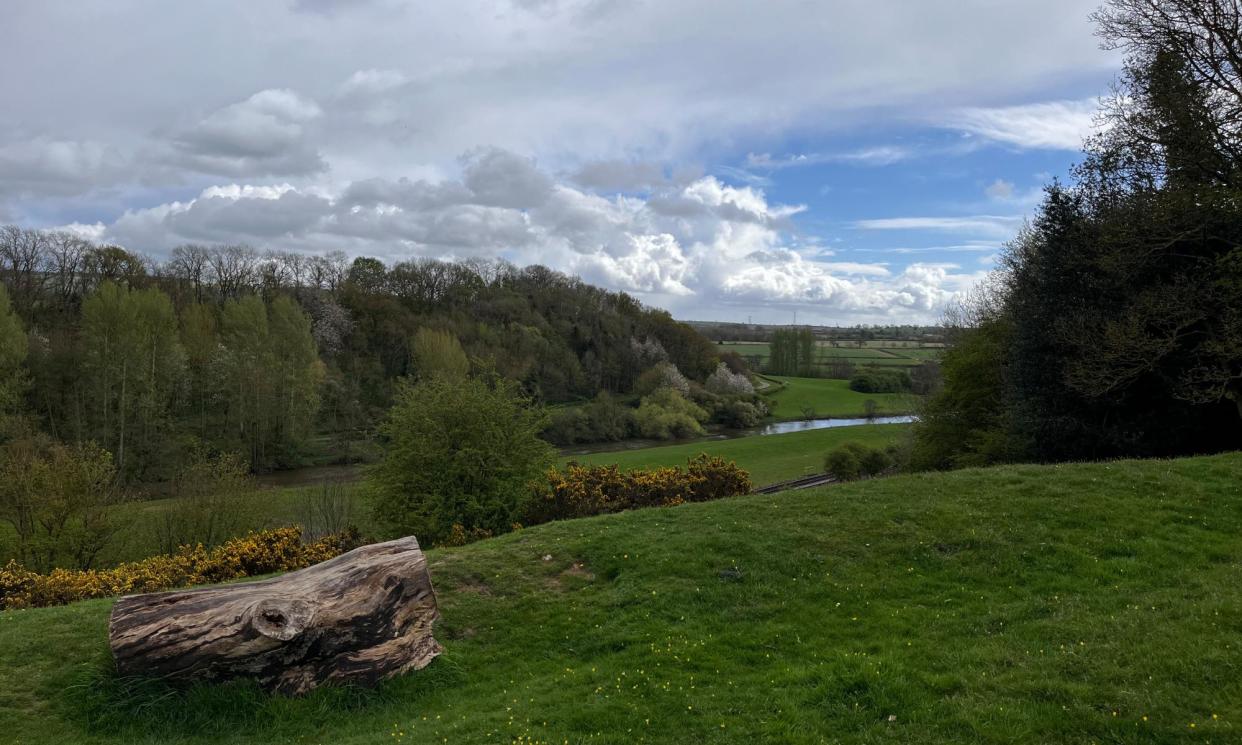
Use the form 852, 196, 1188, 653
947, 98, 1101, 150
167, 89, 326, 177
96, 148, 986, 322
985, 178, 1015, 200
854, 215, 1024, 238
569, 160, 667, 191
746, 146, 913, 170
0, 138, 128, 198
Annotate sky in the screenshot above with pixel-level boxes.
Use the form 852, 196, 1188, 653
0, 0, 1121, 324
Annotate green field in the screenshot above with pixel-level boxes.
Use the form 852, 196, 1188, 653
718, 341, 934, 371
3, 452, 1241, 743
563, 423, 908, 485
761, 376, 915, 421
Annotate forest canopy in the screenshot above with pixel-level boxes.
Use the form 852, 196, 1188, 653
0, 233, 719, 480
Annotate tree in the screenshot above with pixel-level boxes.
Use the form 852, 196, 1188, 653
411, 327, 470, 380
80, 283, 185, 480
0, 435, 122, 571
0, 285, 28, 416
369, 375, 555, 545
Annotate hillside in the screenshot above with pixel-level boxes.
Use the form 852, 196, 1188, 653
2, 453, 1241, 743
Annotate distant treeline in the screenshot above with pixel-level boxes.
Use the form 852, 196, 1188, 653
0, 229, 719, 480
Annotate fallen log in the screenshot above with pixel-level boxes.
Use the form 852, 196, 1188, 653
108, 536, 441, 695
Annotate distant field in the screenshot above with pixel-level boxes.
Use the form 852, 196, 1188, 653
717, 341, 936, 373
761, 376, 916, 421
563, 423, 909, 486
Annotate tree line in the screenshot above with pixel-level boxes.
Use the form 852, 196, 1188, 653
914, 0, 1242, 469
0, 232, 720, 482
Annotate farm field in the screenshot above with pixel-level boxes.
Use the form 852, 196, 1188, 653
564, 422, 908, 485
719, 341, 936, 371
3, 452, 1240, 744
761, 376, 916, 421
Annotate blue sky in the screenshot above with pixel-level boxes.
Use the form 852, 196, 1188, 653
0, 0, 1119, 324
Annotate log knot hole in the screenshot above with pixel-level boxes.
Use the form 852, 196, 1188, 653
249, 597, 316, 641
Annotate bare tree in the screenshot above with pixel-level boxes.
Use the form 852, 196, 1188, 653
169, 244, 211, 303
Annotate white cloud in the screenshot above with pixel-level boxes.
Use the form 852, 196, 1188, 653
985, 178, 1015, 200
96, 148, 985, 322
947, 98, 1101, 150
854, 215, 1024, 238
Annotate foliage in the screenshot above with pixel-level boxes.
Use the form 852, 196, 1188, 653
824, 442, 892, 481
634, 361, 690, 397
0, 284, 27, 415
0, 526, 355, 610
527, 455, 751, 524
705, 361, 754, 395
714, 397, 767, 428
411, 327, 470, 380
848, 368, 911, 394
916, 1, 1242, 466
0, 434, 123, 572
369, 375, 555, 546
1, 233, 720, 482
543, 392, 636, 445
152, 448, 255, 555
633, 387, 708, 440
767, 328, 815, 375
911, 312, 1017, 470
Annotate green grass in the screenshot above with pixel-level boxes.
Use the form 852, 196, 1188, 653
563, 424, 908, 485
762, 375, 916, 420
3, 452, 1241, 743
717, 342, 929, 372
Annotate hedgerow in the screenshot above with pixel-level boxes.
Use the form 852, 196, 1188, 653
525, 454, 751, 525
0, 527, 358, 610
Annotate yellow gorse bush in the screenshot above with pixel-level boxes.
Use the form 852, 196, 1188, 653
527, 454, 751, 525
0, 527, 356, 610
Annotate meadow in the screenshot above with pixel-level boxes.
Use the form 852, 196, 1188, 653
3, 451, 1240, 743
719, 341, 936, 370
564, 422, 908, 485
760, 376, 916, 421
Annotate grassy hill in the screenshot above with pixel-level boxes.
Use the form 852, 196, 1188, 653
3, 453, 1241, 743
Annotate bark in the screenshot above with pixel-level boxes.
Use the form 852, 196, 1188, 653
108, 536, 441, 695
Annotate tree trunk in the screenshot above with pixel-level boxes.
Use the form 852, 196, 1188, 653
108, 536, 441, 695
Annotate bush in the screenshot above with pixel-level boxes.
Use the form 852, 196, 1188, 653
542, 393, 635, 446
526, 455, 751, 525
849, 369, 911, 393
634, 387, 708, 440
715, 398, 767, 428
153, 447, 254, 555
369, 375, 556, 546
823, 447, 861, 481
0, 527, 356, 610
824, 442, 893, 481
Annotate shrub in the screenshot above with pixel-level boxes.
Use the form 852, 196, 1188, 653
526, 455, 751, 525
716, 398, 767, 428
705, 362, 754, 395
824, 442, 893, 481
153, 447, 254, 555
634, 387, 708, 440
0, 527, 356, 610
824, 447, 861, 481
369, 375, 556, 547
